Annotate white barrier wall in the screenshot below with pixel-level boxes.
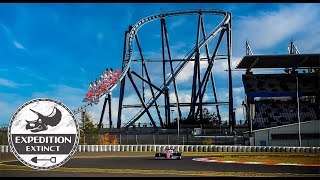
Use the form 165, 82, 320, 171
1, 145, 319, 153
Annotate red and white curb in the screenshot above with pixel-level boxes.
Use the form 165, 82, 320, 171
192, 157, 320, 167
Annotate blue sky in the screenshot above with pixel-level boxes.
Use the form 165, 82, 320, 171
0, 3, 319, 127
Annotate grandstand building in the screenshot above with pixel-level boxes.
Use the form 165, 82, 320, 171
236, 52, 320, 147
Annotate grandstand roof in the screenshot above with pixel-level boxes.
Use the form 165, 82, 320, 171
236, 54, 320, 69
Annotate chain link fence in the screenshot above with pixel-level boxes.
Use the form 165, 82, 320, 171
80, 133, 243, 145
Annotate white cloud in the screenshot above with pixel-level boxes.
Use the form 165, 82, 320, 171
295, 19, 320, 53
233, 4, 319, 54
0, 101, 23, 126
168, 17, 186, 30
0, 23, 10, 34
80, 67, 86, 73
13, 40, 26, 50
32, 84, 87, 111
212, 56, 243, 79
0, 93, 37, 127
0, 22, 31, 55
0, 78, 17, 88
214, 86, 246, 123
0, 78, 31, 88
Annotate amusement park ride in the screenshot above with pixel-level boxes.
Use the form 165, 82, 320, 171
72, 9, 235, 132
83, 68, 121, 104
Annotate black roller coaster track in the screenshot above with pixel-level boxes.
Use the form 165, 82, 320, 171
73, 9, 235, 132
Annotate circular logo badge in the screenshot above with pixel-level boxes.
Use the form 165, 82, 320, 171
8, 98, 79, 170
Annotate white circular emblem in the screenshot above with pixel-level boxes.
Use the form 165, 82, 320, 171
8, 98, 79, 170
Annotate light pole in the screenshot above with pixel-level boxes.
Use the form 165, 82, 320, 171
177, 115, 180, 138
171, 110, 179, 137
171, 110, 174, 124
296, 75, 301, 147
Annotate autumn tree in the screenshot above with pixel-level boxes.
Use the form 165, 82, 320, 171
98, 133, 118, 145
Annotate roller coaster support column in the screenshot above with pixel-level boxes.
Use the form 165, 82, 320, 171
162, 16, 182, 121
98, 97, 108, 130
135, 34, 164, 128
199, 14, 221, 125
316, 70, 320, 120
189, 13, 202, 121
127, 70, 157, 128
108, 93, 112, 129
194, 29, 226, 120
117, 28, 130, 129
163, 16, 182, 119
196, 14, 203, 123
226, 12, 234, 132
165, 87, 170, 126
161, 17, 170, 126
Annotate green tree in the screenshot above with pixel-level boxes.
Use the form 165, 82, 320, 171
81, 112, 99, 145
0, 131, 8, 145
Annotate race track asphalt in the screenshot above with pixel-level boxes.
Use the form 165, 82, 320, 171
1, 152, 319, 177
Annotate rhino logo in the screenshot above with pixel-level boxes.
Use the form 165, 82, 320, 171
25, 107, 62, 133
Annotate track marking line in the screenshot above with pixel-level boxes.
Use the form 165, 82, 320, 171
192, 157, 320, 166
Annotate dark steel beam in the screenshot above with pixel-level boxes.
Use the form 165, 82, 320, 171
134, 34, 164, 128
130, 58, 224, 62
108, 93, 112, 129
98, 97, 108, 130
163, 17, 182, 121
131, 71, 163, 92
127, 71, 157, 128
189, 14, 202, 120
189, 51, 198, 119
142, 64, 164, 128
227, 14, 234, 131
195, 15, 221, 123
193, 28, 226, 120
135, 34, 146, 102
161, 18, 169, 126
165, 88, 170, 125
123, 18, 226, 129
209, 74, 221, 123
117, 76, 126, 129
117, 29, 129, 129
123, 102, 229, 108
197, 15, 203, 122
246, 57, 259, 74
123, 89, 163, 128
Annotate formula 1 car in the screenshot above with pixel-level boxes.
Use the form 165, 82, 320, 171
154, 148, 183, 160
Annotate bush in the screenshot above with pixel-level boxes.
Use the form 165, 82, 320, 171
98, 133, 118, 145
202, 138, 215, 145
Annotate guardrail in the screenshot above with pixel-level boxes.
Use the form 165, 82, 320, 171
1, 145, 319, 153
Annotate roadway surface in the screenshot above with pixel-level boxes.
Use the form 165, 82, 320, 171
1, 152, 319, 177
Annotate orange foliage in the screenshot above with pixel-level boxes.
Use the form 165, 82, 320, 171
98, 133, 118, 145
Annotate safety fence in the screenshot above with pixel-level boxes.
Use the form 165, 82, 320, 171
1, 145, 319, 153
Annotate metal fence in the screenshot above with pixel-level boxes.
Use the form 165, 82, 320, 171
1, 145, 319, 153
104, 134, 241, 145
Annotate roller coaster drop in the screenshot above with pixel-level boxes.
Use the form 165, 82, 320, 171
73, 9, 235, 132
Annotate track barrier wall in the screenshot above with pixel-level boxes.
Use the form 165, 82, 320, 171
1, 145, 319, 153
